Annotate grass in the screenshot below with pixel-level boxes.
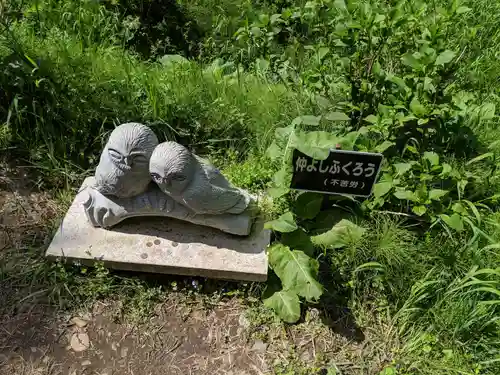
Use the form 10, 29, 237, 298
1, 0, 500, 374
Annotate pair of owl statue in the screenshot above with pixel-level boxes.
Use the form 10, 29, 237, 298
82, 123, 254, 236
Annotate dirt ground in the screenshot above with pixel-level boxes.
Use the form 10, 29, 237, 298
0, 162, 393, 375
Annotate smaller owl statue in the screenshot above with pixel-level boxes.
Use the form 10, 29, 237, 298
93, 123, 159, 198
149, 142, 251, 215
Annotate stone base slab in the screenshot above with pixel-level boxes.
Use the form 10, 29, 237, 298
45, 184, 269, 282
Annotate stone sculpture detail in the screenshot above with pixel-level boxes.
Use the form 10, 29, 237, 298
93, 123, 159, 198
149, 142, 251, 215
82, 123, 254, 236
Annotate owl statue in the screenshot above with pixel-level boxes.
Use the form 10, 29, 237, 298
93, 123, 159, 198
149, 142, 251, 215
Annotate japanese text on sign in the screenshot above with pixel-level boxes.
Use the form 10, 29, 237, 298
294, 157, 376, 178
290, 149, 383, 197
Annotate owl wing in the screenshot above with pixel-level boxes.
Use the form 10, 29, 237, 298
195, 155, 231, 188
182, 183, 251, 215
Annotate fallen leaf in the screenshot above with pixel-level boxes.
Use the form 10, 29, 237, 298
70, 317, 89, 328
70, 332, 90, 352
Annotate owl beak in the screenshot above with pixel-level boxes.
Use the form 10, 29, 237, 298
124, 157, 132, 166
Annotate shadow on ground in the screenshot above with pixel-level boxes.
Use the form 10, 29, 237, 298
0, 161, 392, 375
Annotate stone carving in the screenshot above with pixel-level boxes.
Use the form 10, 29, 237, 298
149, 142, 251, 215
93, 123, 159, 198
82, 123, 255, 236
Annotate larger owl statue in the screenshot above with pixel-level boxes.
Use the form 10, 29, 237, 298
149, 142, 252, 215
93, 123, 159, 198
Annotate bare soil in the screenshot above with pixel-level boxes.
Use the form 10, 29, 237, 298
0, 162, 393, 375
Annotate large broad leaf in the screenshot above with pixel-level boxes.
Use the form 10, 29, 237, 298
393, 162, 413, 176
401, 53, 422, 70
394, 189, 418, 201
291, 130, 340, 160
160, 54, 188, 66
300, 115, 321, 126
440, 213, 464, 231
311, 219, 365, 249
324, 111, 350, 121
412, 205, 427, 216
294, 192, 323, 219
268, 187, 289, 198
267, 244, 323, 301
478, 103, 496, 121
266, 142, 282, 161
423, 151, 440, 166
263, 287, 301, 323
375, 141, 394, 153
281, 229, 314, 256
428, 189, 449, 201
435, 50, 456, 66
373, 181, 393, 198
410, 98, 427, 117
265, 212, 298, 232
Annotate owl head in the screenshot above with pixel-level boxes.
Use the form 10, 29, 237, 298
94, 123, 159, 197
149, 142, 194, 194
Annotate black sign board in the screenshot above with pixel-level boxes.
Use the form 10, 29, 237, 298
290, 149, 383, 197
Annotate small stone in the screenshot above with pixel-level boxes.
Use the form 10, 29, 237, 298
30, 347, 37, 353
120, 347, 129, 358
81, 359, 92, 366
239, 313, 250, 329
70, 333, 90, 352
71, 317, 89, 328
251, 340, 268, 353
111, 342, 118, 351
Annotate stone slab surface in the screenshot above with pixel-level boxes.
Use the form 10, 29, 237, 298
46, 187, 269, 282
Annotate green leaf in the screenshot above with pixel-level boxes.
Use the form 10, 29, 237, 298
267, 244, 323, 301
393, 162, 412, 176
435, 50, 456, 66
412, 205, 427, 216
410, 98, 427, 117
452, 202, 466, 214
429, 189, 449, 201
375, 141, 394, 153
394, 189, 418, 201
440, 163, 452, 176
268, 187, 289, 198
265, 212, 298, 232
373, 181, 392, 198
478, 103, 496, 120
324, 111, 350, 121
255, 58, 270, 71
387, 74, 408, 92
266, 142, 282, 161
291, 130, 340, 159
379, 367, 397, 375
401, 53, 422, 70
311, 219, 366, 249
423, 151, 440, 166
334, 0, 347, 11
318, 47, 330, 60
300, 115, 321, 126
295, 192, 323, 219
440, 213, 464, 231
263, 288, 301, 323
466, 152, 494, 165
364, 114, 378, 124
456, 6, 472, 14
281, 229, 314, 256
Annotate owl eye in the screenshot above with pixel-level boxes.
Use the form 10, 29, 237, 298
150, 173, 162, 182
108, 148, 123, 161
171, 174, 186, 181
